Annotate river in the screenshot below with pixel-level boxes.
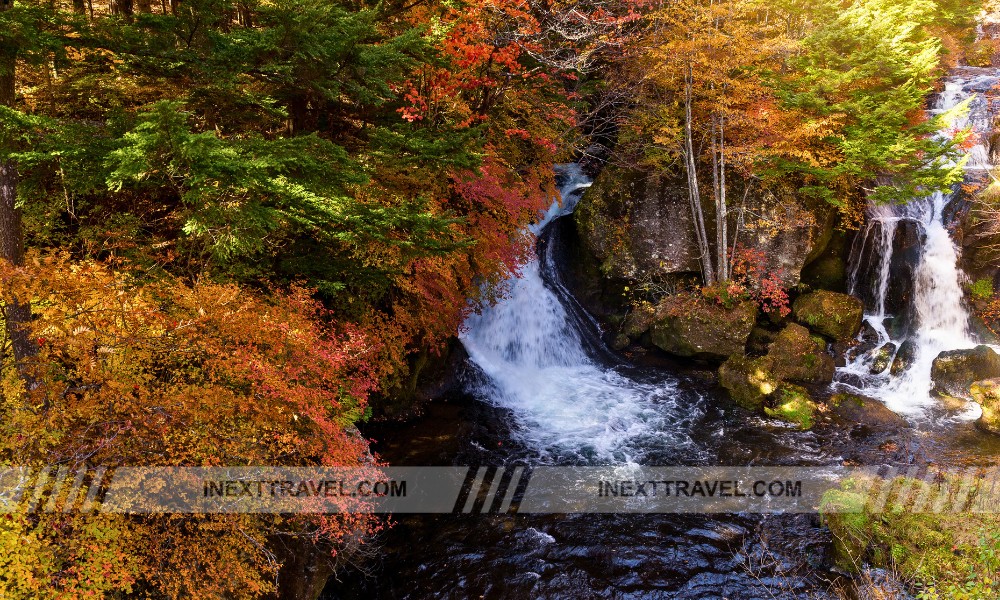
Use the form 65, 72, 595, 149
327, 70, 1000, 599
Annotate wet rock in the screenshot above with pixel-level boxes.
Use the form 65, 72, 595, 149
613, 301, 658, 350
969, 313, 1000, 345
718, 355, 778, 410
764, 384, 818, 430
768, 323, 835, 384
649, 300, 758, 361
868, 343, 897, 375
930, 345, 1000, 402
858, 321, 880, 346
970, 379, 1000, 435
890, 340, 916, 376
827, 393, 909, 430
792, 291, 864, 341
881, 316, 909, 341
835, 321, 877, 366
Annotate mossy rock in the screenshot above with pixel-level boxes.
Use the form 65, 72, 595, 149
765, 384, 817, 430
613, 301, 658, 350
791, 290, 864, 341
827, 393, 908, 430
931, 346, 1000, 403
820, 488, 870, 572
767, 323, 835, 384
650, 300, 758, 361
821, 475, 1000, 593
801, 255, 847, 293
971, 378, 1000, 435
868, 342, 896, 375
889, 340, 916, 376
718, 355, 778, 410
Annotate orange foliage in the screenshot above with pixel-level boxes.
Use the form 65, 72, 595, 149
0, 254, 382, 598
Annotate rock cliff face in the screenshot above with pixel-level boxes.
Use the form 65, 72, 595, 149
573, 166, 700, 281
572, 164, 838, 292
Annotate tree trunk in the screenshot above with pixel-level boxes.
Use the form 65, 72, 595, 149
73, 0, 87, 14
0, 7, 37, 374
718, 115, 728, 282
684, 64, 715, 285
711, 117, 722, 281
111, 0, 134, 19
237, 3, 253, 27
136, 0, 152, 13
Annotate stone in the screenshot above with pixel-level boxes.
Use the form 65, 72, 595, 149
573, 164, 837, 287
930, 346, 1000, 402
800, 255, 847, 293
836, 321, 879, 366
792, 290, 864, 341
573, 167, 700, 281
827, 393, 909, 430
890, 340, 916, 376
767, 323, 835, 384
970, 379, 1000, 435
618, 302, 657, 344
869, 343, 897, 375
649, 300, 758, 361
718, 355, 778, 410
765, 384, 818, 430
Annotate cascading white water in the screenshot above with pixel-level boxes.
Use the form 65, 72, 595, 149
837, 71, 998, 416
460, 165, 698, 464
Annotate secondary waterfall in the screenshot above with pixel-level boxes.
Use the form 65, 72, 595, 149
836, 70, 999, 416
459, 165, 700, 464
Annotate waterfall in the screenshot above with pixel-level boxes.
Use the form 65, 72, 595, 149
459, 165, 699, 464
836, 71, 999, 416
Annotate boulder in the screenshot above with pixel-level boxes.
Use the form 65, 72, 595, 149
765, 384, 818, 430
718, 355, 778, 410
768, 323, 835, 384
930, 346, 1000, 402
970, 379, 1000, 435
792, 290, 864, 341
827, 393, 909, 430
835, 321, 878, 366
890, 340, 916, 376
869, 343, 897, 375
613, 301, 657, 350
800, 229, 849, 293
649, 300, 758, 361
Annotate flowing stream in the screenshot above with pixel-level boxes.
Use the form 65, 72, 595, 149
460, 165, 701, 464
333, 68, 1000, 600
339, 169, 869, 599
836, 70, 999, 417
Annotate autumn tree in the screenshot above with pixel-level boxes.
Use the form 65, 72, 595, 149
618, 0, 973, 287
0, 254, 383, 598
625, 0, 793, 284
0, 0, 609, 592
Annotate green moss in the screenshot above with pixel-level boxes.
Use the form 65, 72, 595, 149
821, 475, 1000, 597
792, 290, 864, 341
971, 278, 994, 301
764, 385, 816, 429
718, 355, 778, 410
